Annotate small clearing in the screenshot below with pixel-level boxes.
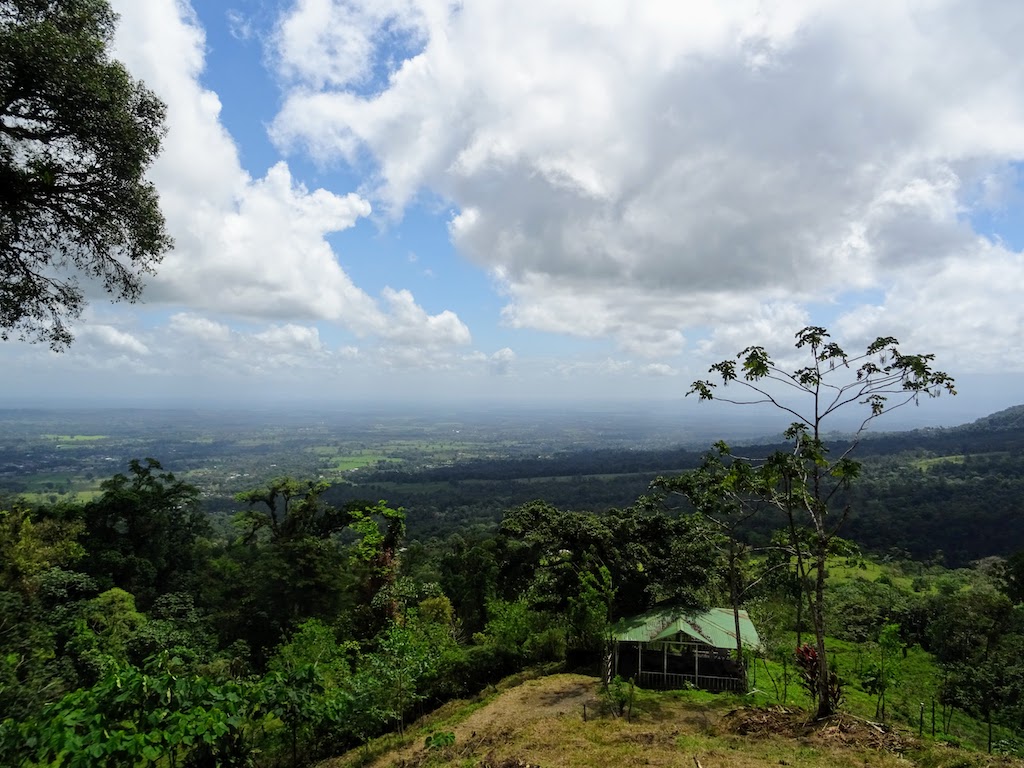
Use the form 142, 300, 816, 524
320, 674, 1024, 768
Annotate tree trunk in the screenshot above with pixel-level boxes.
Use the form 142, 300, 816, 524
785, 505, 807, 649
729, 540, 747, 691
813, 531, 832, 718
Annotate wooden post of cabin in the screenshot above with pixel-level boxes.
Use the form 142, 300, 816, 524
694, 644, 700, 687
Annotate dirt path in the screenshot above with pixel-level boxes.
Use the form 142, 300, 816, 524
455, 675, 602, 741
351, 674, 603, 768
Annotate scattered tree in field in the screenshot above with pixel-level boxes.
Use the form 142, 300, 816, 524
862, 622, 902, 722
690, 326, 955, 717
0, 0, 171, 349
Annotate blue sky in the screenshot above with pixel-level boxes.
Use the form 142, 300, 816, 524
3, 0, 1024, 426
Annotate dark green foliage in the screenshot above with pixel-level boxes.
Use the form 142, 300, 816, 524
204, 484, 405, 662
473, 597, 564, 666
0, 654, 266, 768
77, 459, 207, 608
0, 0, 171, 348
10, 449, 1024, 764
235, 478, 350, 543
0, 587, 66, 720
424, 731, 455, 749
261, 619, 354, 763
824, 578, 909, 643
841, 451, 1024, 565
438, 533, 498, 635
129, 592, 215, 664
0, 505, 89, 718
604, 675, 635, 717
999, 550, 1024, 604
498, 499, 721, 621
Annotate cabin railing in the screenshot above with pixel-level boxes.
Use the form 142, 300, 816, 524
635, 671, 743, 693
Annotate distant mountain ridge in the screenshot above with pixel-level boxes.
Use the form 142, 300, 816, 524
956, 404, 1024, 432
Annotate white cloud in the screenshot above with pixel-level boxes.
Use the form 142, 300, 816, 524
273, 0, 430, 91
77, 325, 151, 357
489, 347, 515, 375
108, 0, 468, 355
165, 315, 333, 377
226, 9, 254, 40
269, 0, 1024, 372
169, 313, 232, 344
837, 241, 1024, 373
694, 303, 811, 365
254, 323, 325, 352
641, 363, 677, 378
377, 287, 471, 346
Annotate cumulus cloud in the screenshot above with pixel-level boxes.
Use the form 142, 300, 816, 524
694, 303, 811, 364
162, 313, 336, 376
77, 325, 151, 357
270, 0, 1024, 368
836, 242, 1024, 373
641, 363, 677, 378
108, 0, 468, 351
377, 288, 471, 346
488, 347, 515, 376
168, 313, 233, 344
274, 0, 430, 91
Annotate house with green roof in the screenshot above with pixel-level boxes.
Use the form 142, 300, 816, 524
609, 606, 761, 692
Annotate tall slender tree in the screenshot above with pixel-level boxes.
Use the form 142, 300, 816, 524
690, 326, 954, 717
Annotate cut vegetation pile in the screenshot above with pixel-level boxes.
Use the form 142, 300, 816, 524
722, 706, 913, 752
319, 674, 1024, 768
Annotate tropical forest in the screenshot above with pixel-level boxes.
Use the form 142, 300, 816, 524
4, 2, 1024, 768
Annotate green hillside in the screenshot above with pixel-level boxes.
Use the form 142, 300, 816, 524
318, 674, 1021, 768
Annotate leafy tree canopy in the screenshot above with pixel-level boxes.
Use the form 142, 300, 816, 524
0, 0, 171, 349
688, 325, 954, 718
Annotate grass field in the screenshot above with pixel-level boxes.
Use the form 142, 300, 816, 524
826, 556, 918, 592
319, 673, 1019, 768
304, 446, 403, 473
40, 434, 109, 443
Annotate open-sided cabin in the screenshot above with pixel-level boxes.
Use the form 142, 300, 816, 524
609, 606, 761, 692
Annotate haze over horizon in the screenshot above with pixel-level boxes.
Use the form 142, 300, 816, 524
3, 0, 1023, 410
1, 385, 1015, 442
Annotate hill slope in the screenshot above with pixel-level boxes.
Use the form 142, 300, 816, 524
318, 674, 1021, 768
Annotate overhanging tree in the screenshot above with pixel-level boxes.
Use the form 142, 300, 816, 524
1, 0, 171, 349
690, 326, 955, 717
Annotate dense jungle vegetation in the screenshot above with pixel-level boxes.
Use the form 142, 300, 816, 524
4, 2, 1023, 765
334, 404, 1024, 567
3, 412, 1024, 766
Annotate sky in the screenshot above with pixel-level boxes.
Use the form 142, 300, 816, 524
3, 0, 1024, 424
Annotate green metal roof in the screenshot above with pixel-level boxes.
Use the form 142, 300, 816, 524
611, 606, 761, 651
